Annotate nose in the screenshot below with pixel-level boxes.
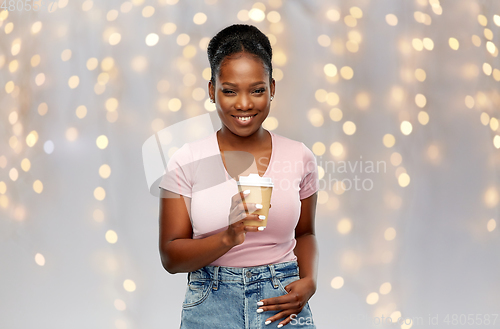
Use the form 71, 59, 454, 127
234, 93, 254, 110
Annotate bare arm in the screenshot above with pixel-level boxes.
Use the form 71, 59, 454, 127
293, 192, 319, 292
158, 188, 263, 274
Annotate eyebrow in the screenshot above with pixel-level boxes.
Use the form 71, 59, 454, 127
221, 81, 266, 87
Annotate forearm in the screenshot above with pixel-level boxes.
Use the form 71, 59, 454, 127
161, 230, 232, 274
294, 233, 319, 291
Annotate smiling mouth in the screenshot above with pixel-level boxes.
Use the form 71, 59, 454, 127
231, 113, 258, 124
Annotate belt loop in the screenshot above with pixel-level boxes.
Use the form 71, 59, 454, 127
268, 264, 279, 289
212, 266, 219, 290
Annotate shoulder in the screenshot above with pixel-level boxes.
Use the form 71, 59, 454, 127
271, 131, 314, 157
167, 133, 213, 166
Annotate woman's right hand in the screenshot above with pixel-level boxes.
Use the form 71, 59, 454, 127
224, 190, 265, 247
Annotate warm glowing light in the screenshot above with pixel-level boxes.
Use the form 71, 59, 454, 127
33, 180, 43, 193
65, 127, 78, 141
146, 33, 159, 46
449, 37, 459, 50
464, 95, 475, 109
307, 108, 324, 127
326, 9, 340, 21
262, 116, 278, 130
487, 219, 496, 232
494, 135, 500, 149
99, 164, 111, 179
415, 93, 427, 108
177, 33, 190, 46
312, 142, 325, 156
418, 111, 429, 125
330, 142, 344, 157
355, 92, 370, 109
483, 63, 492, 76
386, 14, 398, 26
398, 173, 410, 187
315, 89, 327, 102
94, 187, 106, 201
366, 292, 379, 305
478, 14, 487, 26
486, 41, 497, 55
273, 51, 287, 66
76, 105, 87, 118
123, 279, 136, 292
86, 57, 98, 70
0, 182, 6, 194
400, 121, 412, 135
379, 282, 392, 295
330, 276, 344, 289
9, 168, 18, 181
343, 121, 356, 135
267, 11, 281, 23
68, 75, 80, 89
96, 135, 109, 149
480, 112, 490, 126
340, 66, 353, 79
383, 134, 395, 148
337, 218, 352, 234
142, 5, 155, 17
412, 38, 423, 51
109, 33, 121, 45
350, 7, 363, 18
26, 130, 39, 147
35, 253, 45, 266
106, 230, 118, 244
384, 227, 396, 240
484, 187, 499, 207
193, 12, 207, 25
391, 152, 402, 166
168, 98, 182, 112
237, 10, 249, 22
344, 15, 357, 27
318, 34, 331, 47
329, 108, 343, 122
161, 22, 176, 35
249, 8, 265, 22
415, 68, 426, 81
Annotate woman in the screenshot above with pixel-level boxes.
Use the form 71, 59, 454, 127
159, 24, 319, 328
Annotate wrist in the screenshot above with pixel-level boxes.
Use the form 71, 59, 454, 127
221, 230, 234, 248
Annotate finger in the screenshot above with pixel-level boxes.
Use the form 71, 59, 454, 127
258, 300, 300, 312
230, 190, 251, 212
263, 310, 301, 327
258, 294, 297, 307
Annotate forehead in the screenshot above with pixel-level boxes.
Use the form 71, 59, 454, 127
217, 53, 268, 83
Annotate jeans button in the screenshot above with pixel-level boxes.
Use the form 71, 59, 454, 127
246, 271, 252, 278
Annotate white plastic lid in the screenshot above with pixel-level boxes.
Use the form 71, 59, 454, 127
237, 173, 274, 187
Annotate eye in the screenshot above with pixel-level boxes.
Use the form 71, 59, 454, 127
222, 89, 235, 94
254, 88, 265, 94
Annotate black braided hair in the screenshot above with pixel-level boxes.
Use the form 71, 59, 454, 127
207, 24, 273, 86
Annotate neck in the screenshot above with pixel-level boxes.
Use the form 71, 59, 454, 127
217, 126, 268, 150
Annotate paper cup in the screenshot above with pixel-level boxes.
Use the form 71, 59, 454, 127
237, 174, 273, 227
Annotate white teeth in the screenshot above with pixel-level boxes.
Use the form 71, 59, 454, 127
236, 115, 254, 121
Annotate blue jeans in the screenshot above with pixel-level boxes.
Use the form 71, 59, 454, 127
179, 260, 316, 328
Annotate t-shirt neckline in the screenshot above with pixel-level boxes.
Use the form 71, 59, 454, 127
214, 129, 275, 181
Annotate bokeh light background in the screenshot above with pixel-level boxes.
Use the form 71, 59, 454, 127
1, 0, 500, 328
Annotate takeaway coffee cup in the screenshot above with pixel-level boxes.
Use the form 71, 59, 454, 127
237, 174, 274, 228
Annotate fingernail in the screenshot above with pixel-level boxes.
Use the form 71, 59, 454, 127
243, 190, 250, 195
257, 308, 264, 313
257, 301, 264, 306
256, 204, 263, 209
258, 226, 266, 231
259, 215, 266, 220
277, 324, 283, 328
265, 320, 271, 325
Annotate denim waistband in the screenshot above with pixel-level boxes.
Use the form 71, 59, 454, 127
188, 260, 300, 291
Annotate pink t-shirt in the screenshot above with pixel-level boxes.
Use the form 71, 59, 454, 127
159, 130, 319, 267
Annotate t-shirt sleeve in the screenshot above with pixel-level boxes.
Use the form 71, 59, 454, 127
299, 142, 319, 200
158, 143, 192, 198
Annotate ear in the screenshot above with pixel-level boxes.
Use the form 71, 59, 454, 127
208, 80, 214, 100
270, 78, 276, 98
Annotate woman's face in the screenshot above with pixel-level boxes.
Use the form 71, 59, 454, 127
209, 52, 275, 138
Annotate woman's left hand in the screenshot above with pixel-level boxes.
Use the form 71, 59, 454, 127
257, 277, 316, 327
